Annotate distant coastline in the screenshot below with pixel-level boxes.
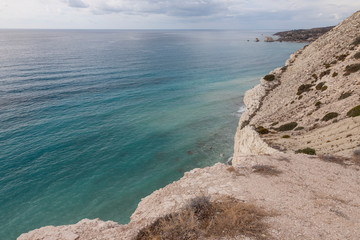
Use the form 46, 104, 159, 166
274, 26, 334, 42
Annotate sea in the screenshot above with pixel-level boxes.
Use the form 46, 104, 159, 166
0, 29, 305, 239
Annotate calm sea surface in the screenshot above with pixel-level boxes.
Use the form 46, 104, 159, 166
0, 30, 304, 239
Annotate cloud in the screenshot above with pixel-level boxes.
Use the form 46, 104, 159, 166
74, 0, 359, 21
87, 0, 229, 17
68, 0, 88, 8
0, 0, 359, 29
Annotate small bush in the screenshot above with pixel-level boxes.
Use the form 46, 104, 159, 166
353, 149, 360, 165
319, 155, 348, 166
297, 84, 313, 95
347, 105, 360, 117
282, 135, 290, 138
295, 147, 316, 155
256, 126, 269, 134
319, 69, 331, 78
252, 165, 282, 176
271, 121, 279, 126
315, 101, 321, 107
332, 72, 338, 77
354, 52, 360, 59
315, 82, 325, 90
336, 53, 349, 61
281, 66, 288, 72
344, 63, 360, 76
312, 73, 318, 80
295, 126, 304, 131
351, 36, 360, 46
322, 112, 339, 121
277, 122, 298, 131
135, 196, 273, 240
324, 63, 331, 69
338, 91, 352, 100
330, 60, 337, 64
263, 74, 275, 81
321, 85, 328, 91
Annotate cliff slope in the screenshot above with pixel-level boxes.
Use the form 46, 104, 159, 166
234, 10, 360, 161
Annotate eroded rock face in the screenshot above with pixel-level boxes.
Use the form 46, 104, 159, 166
233, 126, 279, 164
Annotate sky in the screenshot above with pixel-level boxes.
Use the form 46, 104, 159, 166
0, 0, 359, 29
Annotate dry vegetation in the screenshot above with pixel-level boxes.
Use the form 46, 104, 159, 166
252, 165, 282, 176
319, 154, 349, 166
353, 149, 360, 165
135, 196, 273, 240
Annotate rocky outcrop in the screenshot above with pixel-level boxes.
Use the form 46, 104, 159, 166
264, 36, 274, 42
233, 125, 279, 160
274, 26, 334, 42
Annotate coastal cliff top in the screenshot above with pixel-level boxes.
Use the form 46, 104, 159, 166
18, 153, 360, 240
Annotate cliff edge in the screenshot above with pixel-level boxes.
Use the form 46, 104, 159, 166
18, 11, 360, 240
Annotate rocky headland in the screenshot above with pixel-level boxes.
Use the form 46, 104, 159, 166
18, 11, 360, 240
274, 26, 334, 42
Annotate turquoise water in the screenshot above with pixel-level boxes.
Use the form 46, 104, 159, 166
0, 30, 304, 239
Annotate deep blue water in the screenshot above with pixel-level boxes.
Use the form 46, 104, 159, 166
0, 30, 304, 239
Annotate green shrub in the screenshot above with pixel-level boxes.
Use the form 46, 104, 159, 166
324, 63, 331, 69
295, 147, 316, 155
277, 122, 298, 131
297, 84, 313, 95
351, 36, 360, 46
281, 66, 288, 72
271, 121, 279, 126
339, 91, 352, 100
344, 63, 360, 76
315, 101, 321, 107
336, 54, 349, 61
312, 74, 318, 80
332, 72, 338, 77
315, 82, 325, 90
319, 69, 331, 78
282, 135, 290, 138
321, 85, 328, 91
263, 74, 275, 81
295, 126, 304, 131
241, 120, 250, 129
354, 52, 360, 59
347, 105, 360, 117
256, 126, 269, 134
322, 112, 339, 121
330, 60, 337, 64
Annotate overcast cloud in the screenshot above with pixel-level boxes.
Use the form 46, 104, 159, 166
0, 0, 359, 29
